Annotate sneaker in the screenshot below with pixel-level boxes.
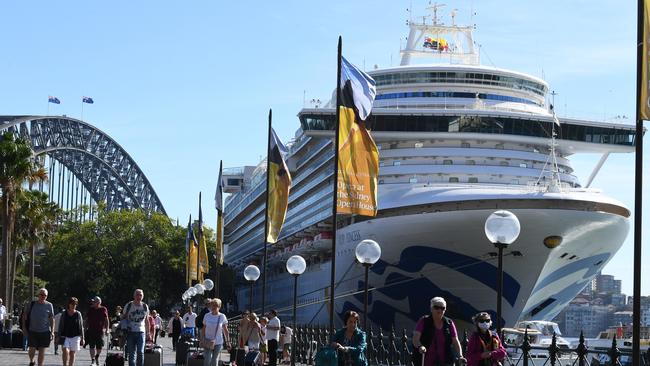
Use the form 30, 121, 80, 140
29, 362, 35, 366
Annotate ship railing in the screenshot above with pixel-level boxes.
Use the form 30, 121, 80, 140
225, 320, 650, 366
374, 100, 547, 116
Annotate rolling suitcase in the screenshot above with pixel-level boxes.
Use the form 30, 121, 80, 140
186, 350, 204, 366
244, 350, 260, 366
105, 352, 125, 366
144, 344, 163, 366
1, 331, 11, 348
230, 347, 246, 366
11, 329, 23, 349
176, 339, 192, 365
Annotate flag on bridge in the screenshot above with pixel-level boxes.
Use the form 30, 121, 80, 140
82, 96, 94, 104
215, 160, 224, 265
185, 215, 198, 286
265, 127, 292, 243
48, 96, 61, 104
336, 55, 379, 216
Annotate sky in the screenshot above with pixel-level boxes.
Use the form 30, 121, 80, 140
1, 1, 648, 296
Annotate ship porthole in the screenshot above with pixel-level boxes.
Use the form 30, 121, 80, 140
543, 235, 563, 249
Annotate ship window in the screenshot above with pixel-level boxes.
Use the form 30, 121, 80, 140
415, 142, 424, 148
443, 159, 453, 165
393, 161, 401, 166
461, 142, 470, 148
519, 163, 528, 168
409, 177, 418, 183
379, 179, 385, 184
468, 177, 478, 183
511, 179, 519, 185
379, 161, 385, 167
466, 160, 475, 165
500, 161, 509, 166
449, 177, 459, 183
377, 145, 382, 150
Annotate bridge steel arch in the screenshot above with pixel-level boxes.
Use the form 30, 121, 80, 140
0, 115, 166, 214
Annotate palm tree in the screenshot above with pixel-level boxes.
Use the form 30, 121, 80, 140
0, 132, 34, 310
14, 190, 60, 302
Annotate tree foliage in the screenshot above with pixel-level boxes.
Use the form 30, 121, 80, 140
41, 208, 189, 314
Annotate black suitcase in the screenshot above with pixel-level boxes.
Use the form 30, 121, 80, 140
11, 329, 23, 349
230, 347, 246, 366
105, 352, 125, 366
1, 331, 11, 348
144, 344, 163, 366
245, 350, 260, 366
176, 339, 192, 365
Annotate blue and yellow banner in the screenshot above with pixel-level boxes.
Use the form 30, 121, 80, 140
266, 127, 292, 243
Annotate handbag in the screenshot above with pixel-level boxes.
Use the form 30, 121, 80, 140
200, 338, 216, 350
314, 346, 337, 366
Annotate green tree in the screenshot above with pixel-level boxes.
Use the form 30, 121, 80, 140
42, 208, 187, 314
0, 132, 36, 311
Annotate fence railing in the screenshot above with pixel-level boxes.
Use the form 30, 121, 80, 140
225, 320, 650, 366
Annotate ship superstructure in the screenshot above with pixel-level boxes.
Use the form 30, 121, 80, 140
222, 7, 636, 331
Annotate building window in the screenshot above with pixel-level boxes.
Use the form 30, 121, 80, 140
449, 177, 459, 183
468, 177, 478, 183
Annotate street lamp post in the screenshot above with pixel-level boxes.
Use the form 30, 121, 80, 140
355, 239, 381, 333
244, 265, 261, 312
286, 255, 306, 366
484, 210, 521, 334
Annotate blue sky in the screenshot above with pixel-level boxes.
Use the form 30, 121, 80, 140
1, 1, 648, 295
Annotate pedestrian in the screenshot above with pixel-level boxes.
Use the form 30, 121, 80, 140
121, 289, 150, 366
247, 313, 263, 351
237, 310, 251, 348
86, 296, 109, 366
169, 310, 182, 351
182, 305, 197, 338
200, 298, 230, 366
330, 310, 367, 366
146, 312, 155, 344
259, 317, 268, 365
412, 297, 466, 366
0, 298, 6, 336
266, 309, 281, 366
53, 307, 63, 355
111, 306, 122, 325
151, 310, 162, 344
59, 297, 85, 366
466, 312, 506, 366
23, 288, 55, 366
280, 325, 293, 363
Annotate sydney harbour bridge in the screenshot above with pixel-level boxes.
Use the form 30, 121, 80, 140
0, 115, 166, 215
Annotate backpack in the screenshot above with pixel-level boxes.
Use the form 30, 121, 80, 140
314, 346, 338, 366
21, 301, 36, 331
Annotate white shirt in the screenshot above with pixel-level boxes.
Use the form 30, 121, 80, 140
153, 315, 161, 329
0, 304, 6, 321
53, 312, 62, 332
267, 317, 280, 341
281, 327, 293, 345
123, 302, 149, 333
183, 312, 197, 328
203, 313, 228, 344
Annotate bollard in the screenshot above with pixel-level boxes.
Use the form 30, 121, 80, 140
521, 329, 531, 366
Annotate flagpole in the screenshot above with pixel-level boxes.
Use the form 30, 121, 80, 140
262, 109, 272, 316
216, 160, 224, 298
633, 1, 644, 365
197, 192, 202, 285
329, 36, 343, 332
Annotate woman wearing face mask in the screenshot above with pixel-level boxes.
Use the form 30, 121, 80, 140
466, 312, 506, 366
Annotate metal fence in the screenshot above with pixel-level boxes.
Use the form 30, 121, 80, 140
226, 320, 650, 366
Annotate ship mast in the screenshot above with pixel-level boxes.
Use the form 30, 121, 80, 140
400, 3, 478, 66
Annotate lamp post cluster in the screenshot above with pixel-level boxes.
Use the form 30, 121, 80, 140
181, 278, 215, 303
484, 210, 521, 334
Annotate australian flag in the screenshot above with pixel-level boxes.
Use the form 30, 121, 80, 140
82, 96, 94, 104
48, 96, 61, 104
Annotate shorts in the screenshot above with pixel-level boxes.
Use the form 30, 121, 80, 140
283, 343, 291, 352
86, 331, 105, 348
63, 336, 82, 352
28, 331, 52, 348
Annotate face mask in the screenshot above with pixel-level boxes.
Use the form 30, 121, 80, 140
478, 321, 492, 330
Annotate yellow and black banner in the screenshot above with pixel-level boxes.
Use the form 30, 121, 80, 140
337, 56, 379, 217
266, 127, 292, 243
186, 216, 198, 286
198, 195, 209, 281
641, 0, 650, 120
215, 160, 225, 265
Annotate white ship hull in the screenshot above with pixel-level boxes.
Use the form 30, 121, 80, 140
236, 185, 629, 331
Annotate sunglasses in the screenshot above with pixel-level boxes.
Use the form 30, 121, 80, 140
38, 293, 47, 297
433, 305, 446, 310
478, 320, 491, 323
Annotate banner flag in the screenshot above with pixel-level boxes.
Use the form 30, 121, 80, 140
185, 215, 198, 286
336, 56, 379, 216
266, 127, 292, 243
641, 0, 650, 120
215, 160, 224, 265
198, 193, 209, 281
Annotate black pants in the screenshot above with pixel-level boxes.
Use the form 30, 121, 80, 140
171, 333, 180, 350
268, 339, 279, 366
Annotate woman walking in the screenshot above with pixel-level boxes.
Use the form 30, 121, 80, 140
412, 297, 466, 366
58, 297, 85, 366
466, 312, 506, 366
200, 298, 230, 366
330, 310, 367, 366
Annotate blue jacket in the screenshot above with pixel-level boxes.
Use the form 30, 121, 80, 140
330, 327, 368, 366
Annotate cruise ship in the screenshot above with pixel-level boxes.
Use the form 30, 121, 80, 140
222, 8, 636, 331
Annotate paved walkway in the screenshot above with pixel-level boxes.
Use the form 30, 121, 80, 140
0, 331, 230, 366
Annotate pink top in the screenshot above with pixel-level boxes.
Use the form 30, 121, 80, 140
466, 331, 506, 366
415, 318, 458, 366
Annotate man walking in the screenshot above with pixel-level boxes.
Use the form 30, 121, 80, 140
121, 289, 150, 366
182, 305, 197, 338
266, 310, 281, 366
24, 288, 55, 366
0, 298, 6, 338
86, 296, 109, 366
